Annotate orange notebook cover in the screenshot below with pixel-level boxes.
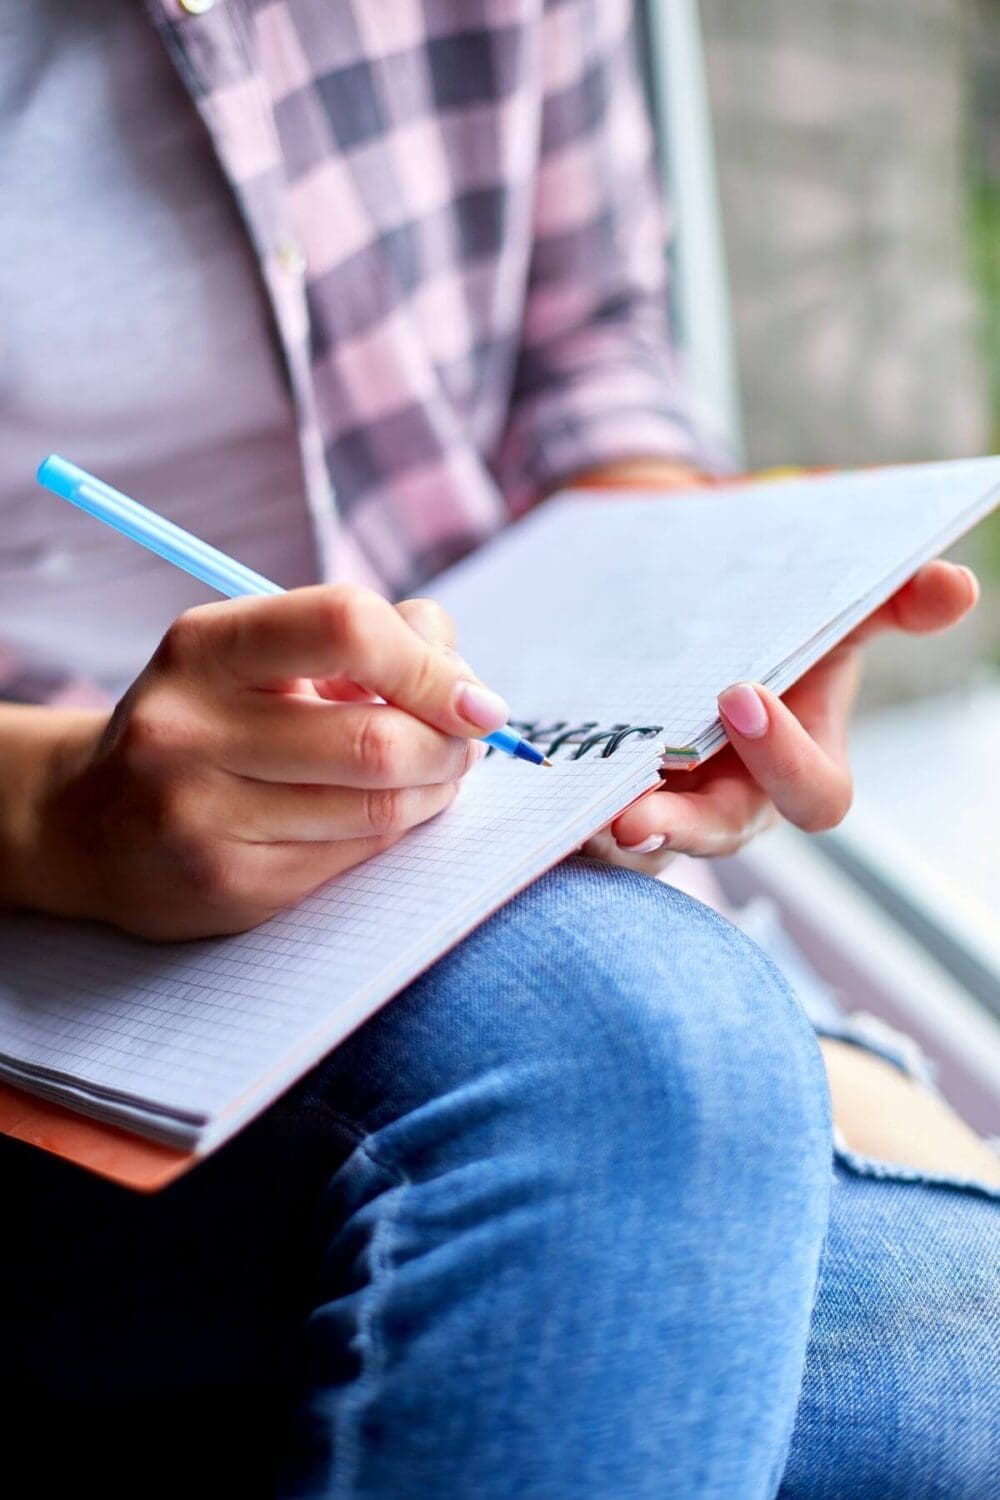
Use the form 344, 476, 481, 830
0, 1080, 197, 1191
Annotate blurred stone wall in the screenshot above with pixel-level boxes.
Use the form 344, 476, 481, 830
973, 0, 1000, 182
971, 0, 1000, 448
698, 0, 992, 469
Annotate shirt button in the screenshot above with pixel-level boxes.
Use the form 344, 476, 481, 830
276, 239, 306, 276
179, 0, 215, 15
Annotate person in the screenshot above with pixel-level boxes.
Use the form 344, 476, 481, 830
0, 3, 995, 1496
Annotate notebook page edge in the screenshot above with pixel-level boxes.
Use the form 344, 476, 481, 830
662, 469, 1000, 766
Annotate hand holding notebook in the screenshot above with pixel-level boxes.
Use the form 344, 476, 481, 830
0, 456, 996, 1185
601, 550, 978, 861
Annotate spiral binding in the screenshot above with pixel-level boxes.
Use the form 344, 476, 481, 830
488, 720, 664, 761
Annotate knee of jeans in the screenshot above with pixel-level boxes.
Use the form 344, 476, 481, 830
405, 858, 832, 1188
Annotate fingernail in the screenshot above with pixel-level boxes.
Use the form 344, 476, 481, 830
455, 680, 510, 731
616, 834, 666, 854
718, 683, 769, 739
471, 740, 489, 762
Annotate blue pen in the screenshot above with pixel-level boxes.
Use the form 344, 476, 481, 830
36, 455, 550, 767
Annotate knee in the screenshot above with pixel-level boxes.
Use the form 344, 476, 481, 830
425, 858, 831, 1192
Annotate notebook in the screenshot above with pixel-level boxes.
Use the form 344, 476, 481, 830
1, 457, 997, 1188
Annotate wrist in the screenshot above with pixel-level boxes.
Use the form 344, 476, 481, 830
555, 458, 711, 495
0, 706, 107, 917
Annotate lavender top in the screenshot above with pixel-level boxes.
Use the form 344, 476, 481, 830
0, 0, 721, 706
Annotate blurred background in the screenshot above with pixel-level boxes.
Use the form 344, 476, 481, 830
698, 0, 999, 699
642, 0, 1000, 1127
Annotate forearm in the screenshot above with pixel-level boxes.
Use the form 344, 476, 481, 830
0, 705, 104, 913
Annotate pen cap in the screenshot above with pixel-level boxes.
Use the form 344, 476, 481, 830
37, 454, 83, 500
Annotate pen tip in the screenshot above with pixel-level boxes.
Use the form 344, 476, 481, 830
542, 757, 554, 767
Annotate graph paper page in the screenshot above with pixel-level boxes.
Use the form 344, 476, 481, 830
0, 739, 660, 1139
435, 457, 1000, 747
0, 457, 996, 1144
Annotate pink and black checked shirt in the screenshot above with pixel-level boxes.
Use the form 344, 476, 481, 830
3, 0, 721, 707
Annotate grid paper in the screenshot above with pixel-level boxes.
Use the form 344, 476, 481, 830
1, 456, 997, 1148
0, 741, 661, 1144
437, 457, 1000, 746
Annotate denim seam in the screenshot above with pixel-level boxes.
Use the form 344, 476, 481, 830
276, 1095, 410, 1180
329, 1133, 411, 1500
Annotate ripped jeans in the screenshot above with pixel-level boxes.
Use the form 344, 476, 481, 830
776, 943, 1000, 1498
2, 859, 997, 1498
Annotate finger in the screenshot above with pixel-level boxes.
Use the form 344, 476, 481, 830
239, 778, 461, 843
393, 596, 476, 677
395, 597, 459, 651
717, 682, 853, 832
315, 596, 462, 702
611, 771, 775, 857
845, 560, 978, 648
311, 677, 379, 704
779, 642, 862, 762
170, 586, 507, 739
220, 698, 486, 787
238, 830, 407, 919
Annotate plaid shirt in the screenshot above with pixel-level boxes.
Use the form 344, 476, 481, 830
3, 0, 719, 707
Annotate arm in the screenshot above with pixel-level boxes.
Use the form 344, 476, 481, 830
494, 0, 730, 512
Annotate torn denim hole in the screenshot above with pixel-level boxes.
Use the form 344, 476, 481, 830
833, 1142, 1000, 1202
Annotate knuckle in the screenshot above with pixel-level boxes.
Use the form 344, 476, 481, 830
461, 737, 484, 775
362, 786, 404, 837
355, 712, 401, 783
430, 781, 461, 818
407, 646, 446, 706
172, 836, 245, 907
317, 584, 376, 651
401, 597, 457, 646
118, 699, 181, 770
152, 779, 207, 844
154, 608, 208, 675
434, 603, 458, 641
117, 690, 206, 778
767, 747, 810, 788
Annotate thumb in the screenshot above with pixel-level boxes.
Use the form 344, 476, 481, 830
396, 597, 477, 678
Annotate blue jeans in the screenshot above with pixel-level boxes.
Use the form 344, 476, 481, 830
780, 1162, 1000, 1499
2, 860, 995, 1496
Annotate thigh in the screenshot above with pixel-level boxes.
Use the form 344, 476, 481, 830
779, 1160, 1000, 1500
3, 858, 830, 1498
820, 1037, 1000, 1186
272, 861, 831, 1499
